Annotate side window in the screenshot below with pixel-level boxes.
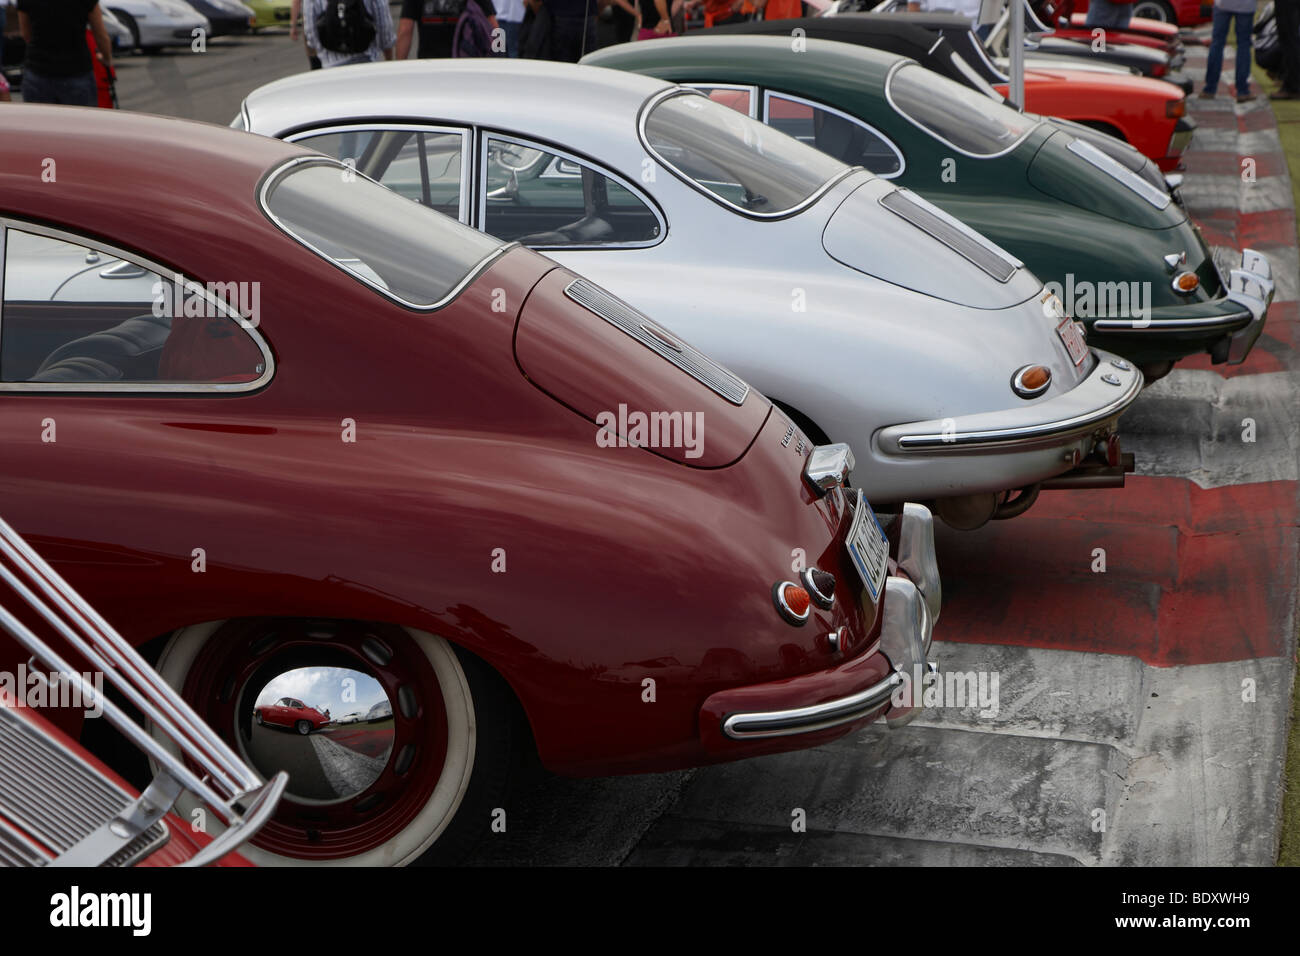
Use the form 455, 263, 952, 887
1, 228, 267, 388
764, 93, 904, 178
691, 85, 757, 118
482, 136, 661, 247
292, 127, 467, 222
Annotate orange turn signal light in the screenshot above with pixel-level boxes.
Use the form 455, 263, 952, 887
1172, 271, 1200, 293
773, 581, 812, 626
1012, 364, 1052, 399
1166, 98, 1187, 119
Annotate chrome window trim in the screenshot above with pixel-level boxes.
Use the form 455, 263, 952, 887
1066, 138, 1172, 211
475, 130, 667, 250
884, 59, 1039, 161
636, 86, 857, 221
760, 88, 906, 180
0, 218, 275, 395
685, 82, 759, 119
285, 122, 473, 226
259, 155, 512, 312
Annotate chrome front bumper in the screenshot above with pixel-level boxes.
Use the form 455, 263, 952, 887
875, 350, 1142, 454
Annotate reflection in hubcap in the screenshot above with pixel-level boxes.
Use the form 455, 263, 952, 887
245, 665, 395, 803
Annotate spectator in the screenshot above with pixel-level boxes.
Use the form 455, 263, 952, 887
1084, 0, 1132, 30
605, 0, 637, 43
545, 0, 595, 59
637, 0, 672, 38
303, 0, 395, 67
1200, 0, 1255, 102
15, 0, 112, 106
289, 0, 323, 69
397, 0, 500, 58
1275, 0, 1300, 99
497, 0, 525, 54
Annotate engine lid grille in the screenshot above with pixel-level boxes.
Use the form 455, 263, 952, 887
564, 278, 750, 406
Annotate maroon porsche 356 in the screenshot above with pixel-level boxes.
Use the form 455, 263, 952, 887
0, 108, 940, 865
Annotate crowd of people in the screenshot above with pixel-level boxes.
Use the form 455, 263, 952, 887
6, 0, 1300, 104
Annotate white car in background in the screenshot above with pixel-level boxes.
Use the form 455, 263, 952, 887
107, 0, 210, 52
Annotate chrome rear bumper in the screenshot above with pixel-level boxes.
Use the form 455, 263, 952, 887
721, 575, 936, 740
876, 351, 1142, 454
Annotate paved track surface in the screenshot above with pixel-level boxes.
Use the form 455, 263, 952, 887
69, 32, 1299, 865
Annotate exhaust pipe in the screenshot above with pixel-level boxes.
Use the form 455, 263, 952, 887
1042, 453, 1136, 490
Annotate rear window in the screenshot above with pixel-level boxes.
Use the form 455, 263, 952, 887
261, 159, 504, 308
642, 90, 848, 216
888, 62, 1037, 157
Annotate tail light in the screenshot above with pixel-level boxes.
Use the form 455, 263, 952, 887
1172, 271, 1200, 293
773, 581, 811, 626
1152, 64, 1167, 77
801, 568, 836, 609
1166, 98, 1186, 119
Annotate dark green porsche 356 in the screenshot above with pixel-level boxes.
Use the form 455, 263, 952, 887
584, 35, 1273, 381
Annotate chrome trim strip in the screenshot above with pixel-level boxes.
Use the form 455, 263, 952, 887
879, 188, 1021, 282
884, 58, 1039, 161
759, 89, 906, 181
636, 86, 858, 221
1067, 137, 1172, 210
259, 155, 512, 312
0, 218, 275, 395
475, 130, 667, 250
1092, 310, 1251, 333
284, 122, 473, 225
563, 277, 750, 404
722, 671, 900, 738
882, 356, 1141, 452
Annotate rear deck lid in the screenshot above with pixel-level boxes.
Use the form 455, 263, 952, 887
514, 271, 770, 468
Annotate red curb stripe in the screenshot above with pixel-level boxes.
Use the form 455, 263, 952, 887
934, 476, 1298, 666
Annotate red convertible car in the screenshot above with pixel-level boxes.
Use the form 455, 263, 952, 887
255, 697, 331, 734
1058, 0, 1209, 29
0, 107, 941, 866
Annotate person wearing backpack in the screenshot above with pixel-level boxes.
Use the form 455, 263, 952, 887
397, 0, 501, 58
303, 0, 396, 68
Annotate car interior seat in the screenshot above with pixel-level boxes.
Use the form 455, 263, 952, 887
29, 313, 172, 383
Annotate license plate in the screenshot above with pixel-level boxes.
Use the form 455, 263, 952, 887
846, 490, 890, 602
1057, 317, 1088, 367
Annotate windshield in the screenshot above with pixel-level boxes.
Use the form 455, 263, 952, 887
642, 91, 849, 216
888, 62, 1038, 156
261, 160, 504, 308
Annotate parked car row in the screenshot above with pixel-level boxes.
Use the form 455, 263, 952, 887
0, 2, 1273, 868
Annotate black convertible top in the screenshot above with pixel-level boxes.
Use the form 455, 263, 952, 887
706, 13, 1007, 89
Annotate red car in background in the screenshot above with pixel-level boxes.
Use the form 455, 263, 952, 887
255, 697, 331, 734
1064, 0, 1210, 27
994, 66, 1193, 171
0, 107, 941, 867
